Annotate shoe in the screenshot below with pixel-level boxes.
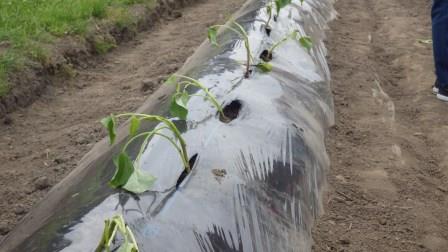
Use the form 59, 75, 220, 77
433, 80, 440, 94
437, 87, 448, 102
433, 86, 439, 94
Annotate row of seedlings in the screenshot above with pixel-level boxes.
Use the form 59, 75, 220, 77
96, 1, 312, 251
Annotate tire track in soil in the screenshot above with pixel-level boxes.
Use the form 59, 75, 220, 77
0, 0, 245, 239
312, 0, 448, 251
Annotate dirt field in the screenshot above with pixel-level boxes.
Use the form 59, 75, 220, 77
312, 0, 448, 251
0, 0, 244, 238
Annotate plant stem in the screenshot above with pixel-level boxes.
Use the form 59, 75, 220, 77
121, 126, 184, 171
269, 36, 289, 54
268, 30, 297, 54
232, 21, 254, 78
266, 3, 273, 29
116, 114, 190, 172
126, 225, 139, 250
173, 74, 227, 119
210, 22, 254, 78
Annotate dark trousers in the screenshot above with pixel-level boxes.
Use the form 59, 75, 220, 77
432, 0, 448, 88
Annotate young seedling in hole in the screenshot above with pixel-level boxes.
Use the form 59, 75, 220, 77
260, 30, 313, 62
101, 113, 190, 194
165, 74, 229, 122
264, 2, 274, 36
208, 21, 272, 78
96, 215, 139, 252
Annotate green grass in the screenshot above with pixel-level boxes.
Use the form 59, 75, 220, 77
0, 0, 157, 96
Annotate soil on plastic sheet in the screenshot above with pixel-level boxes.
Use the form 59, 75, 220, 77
0, 0, 244, 239
312, 0, 448, 251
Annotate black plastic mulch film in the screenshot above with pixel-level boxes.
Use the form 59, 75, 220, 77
1, 0, 335, 251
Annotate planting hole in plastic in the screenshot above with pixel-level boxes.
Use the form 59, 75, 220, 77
265, 26, 272, 36
260, 49, 273, 62
175, 153, 198, 189
219, 100, 242, 123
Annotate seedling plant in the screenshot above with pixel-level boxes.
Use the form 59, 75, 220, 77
96, 214, 139, 252
271, 0, 305, 21
101, 113, 190, 194
260, 30, 313, 62
208, 21, 272, 78
166, 74, 228, 121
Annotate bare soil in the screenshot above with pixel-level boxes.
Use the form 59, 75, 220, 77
0, 0, 244, 238
312, 0, 448, 251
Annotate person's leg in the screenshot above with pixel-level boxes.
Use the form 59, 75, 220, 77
432, 0, 448, 100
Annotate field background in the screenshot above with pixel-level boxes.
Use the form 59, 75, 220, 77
0, 0, 157, 95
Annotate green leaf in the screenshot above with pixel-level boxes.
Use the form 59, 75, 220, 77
275, 0, 292, 15
299, 36, 313, 50
109, 152, 134, 189
117, 241, 138, 252
109, 152, 156, 194
207, 27, 219, 47
101, 115, 116, 145
180, 91, 190, 105
123, 168, 156, 194
129, 116, 140, 137
165, 74, 178, 85
290, 30, 298, 39
169, 92, 190, 120
256, 62, 273, 72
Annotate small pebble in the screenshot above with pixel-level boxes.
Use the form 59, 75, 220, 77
14, 204, 26, 215
339, 239, 350, 245
0, 222, 10, 235
3, 116, 13, 125
34, 176, 50, 190
171, 11, 182, 19
54, 158, 64, 164
141, 79, 156, 92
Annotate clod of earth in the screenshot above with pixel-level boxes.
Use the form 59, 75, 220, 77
141, 79, 156, 93
0, 221, 9, 235
212, 169, 227, 177
34, 176, 51, 190
13, 204, 26, 215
